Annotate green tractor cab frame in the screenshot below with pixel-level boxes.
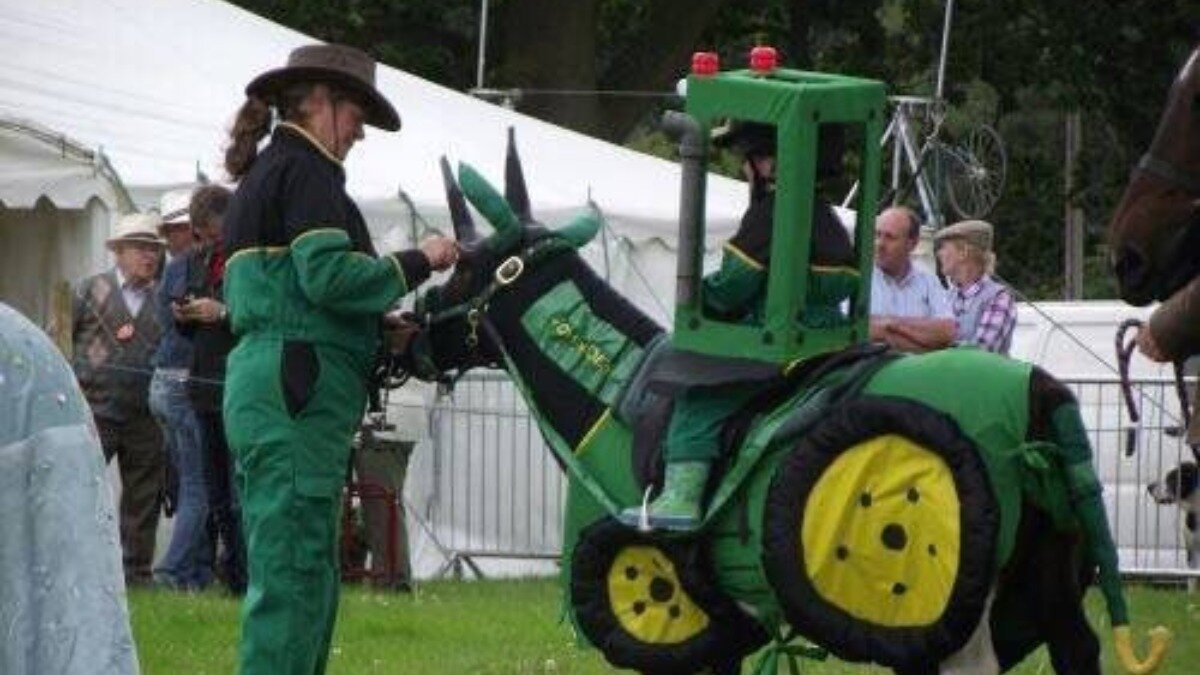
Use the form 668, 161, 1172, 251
670, 67, 885, 364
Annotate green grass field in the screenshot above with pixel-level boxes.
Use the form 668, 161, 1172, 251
130, 579, 1197, 674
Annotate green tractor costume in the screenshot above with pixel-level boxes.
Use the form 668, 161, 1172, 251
221, 45, 445, 675
407, 54, 1172, 675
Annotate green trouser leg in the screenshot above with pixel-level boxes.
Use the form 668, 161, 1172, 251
620, 386, 756, 530
666, 386, 758, 462
224, 338, 367, 675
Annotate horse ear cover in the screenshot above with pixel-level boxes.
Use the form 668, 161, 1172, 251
557, 203, 603, 248
457, 161, 523, 252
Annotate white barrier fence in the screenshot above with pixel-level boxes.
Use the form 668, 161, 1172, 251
412, 372, 1196, 580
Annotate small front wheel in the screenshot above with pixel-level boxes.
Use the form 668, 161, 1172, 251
569, 518, 767, 675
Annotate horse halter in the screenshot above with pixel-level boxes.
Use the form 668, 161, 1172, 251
1135, 153, 1200, 195
410, 236, 575, 383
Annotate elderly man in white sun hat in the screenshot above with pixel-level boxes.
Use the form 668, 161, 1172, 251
71, 212, 167, 586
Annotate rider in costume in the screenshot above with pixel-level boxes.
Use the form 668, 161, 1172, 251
220, 44, 457, 674
624, 121, 858, 530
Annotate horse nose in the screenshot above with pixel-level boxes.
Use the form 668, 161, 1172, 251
1113, 245, 1149, 290
1113, 243, 1142, 278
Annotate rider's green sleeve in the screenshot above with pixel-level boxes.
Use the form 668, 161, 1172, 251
702, 243, 766, 319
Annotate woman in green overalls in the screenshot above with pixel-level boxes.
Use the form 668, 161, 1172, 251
220, 44, 457, 675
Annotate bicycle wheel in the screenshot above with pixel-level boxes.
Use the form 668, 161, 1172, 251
944, 125, 1007, 220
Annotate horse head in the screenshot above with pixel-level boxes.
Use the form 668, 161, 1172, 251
1109, 45, 1200, 305
410, 128, 602, 379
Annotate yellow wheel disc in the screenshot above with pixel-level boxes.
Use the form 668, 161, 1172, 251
606, 545, 710, 644
800, 434, 961, 627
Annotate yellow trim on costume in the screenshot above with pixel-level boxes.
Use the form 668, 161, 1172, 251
574, 408, 612, 456
722, 242, 765, 270
606, 545, 710, 644
385, 253, 407, 290
278, 122, 343, 166
782, 348, 838, 377
290, 227, 349, 248
801, 434, 960, 627
810, 264, 861, 276
226, 246, 288, 267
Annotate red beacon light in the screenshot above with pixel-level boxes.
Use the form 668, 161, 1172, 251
749, 45, 778, 74
691, 51, 719, 76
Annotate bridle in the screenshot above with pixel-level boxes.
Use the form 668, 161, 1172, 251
1135, 152, 1200, 196
405, 235, 576, 386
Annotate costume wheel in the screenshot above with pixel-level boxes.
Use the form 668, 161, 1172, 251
944, 124, 1007, 219
762, 396, 998, 670
570, 518, 767, 675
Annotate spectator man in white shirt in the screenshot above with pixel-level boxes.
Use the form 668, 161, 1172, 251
869, 206, 956, 352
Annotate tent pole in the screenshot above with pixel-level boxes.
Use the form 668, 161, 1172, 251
475, 0, 490, 90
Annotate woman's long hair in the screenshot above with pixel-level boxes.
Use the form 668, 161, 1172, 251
223, 82, 317, 180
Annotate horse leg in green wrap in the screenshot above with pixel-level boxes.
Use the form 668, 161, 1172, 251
224, 338, 367, 675
1050, 402, 1171, 675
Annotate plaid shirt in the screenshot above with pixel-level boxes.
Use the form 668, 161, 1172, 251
951, 276, 1016, 354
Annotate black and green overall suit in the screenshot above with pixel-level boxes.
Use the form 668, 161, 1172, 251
667, 190, 858, 464
222, 123, 431, 674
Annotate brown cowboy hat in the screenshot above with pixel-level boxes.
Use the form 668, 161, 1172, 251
246, 43, 401, 131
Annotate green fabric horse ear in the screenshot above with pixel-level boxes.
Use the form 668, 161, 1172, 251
458, 162, 523, 252
556, 203, 603, 248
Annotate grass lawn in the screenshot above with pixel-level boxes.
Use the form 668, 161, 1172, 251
130, 579, 1197, 674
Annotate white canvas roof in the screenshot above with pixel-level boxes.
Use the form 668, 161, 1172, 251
0, 117, 127, 211
0, 0, 746, 249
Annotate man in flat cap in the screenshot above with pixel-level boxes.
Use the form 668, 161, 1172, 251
934, 219, 1017, 355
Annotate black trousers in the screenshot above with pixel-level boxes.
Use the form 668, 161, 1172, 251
196, 408, 247, 594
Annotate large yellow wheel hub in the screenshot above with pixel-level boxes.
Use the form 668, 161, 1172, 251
801, 434, 961, 627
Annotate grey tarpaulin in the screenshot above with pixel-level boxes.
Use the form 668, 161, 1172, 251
0, 302, 138, 675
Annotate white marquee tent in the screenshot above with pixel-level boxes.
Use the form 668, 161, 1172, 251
0, 0, 754, 579
0, 0, 751, 328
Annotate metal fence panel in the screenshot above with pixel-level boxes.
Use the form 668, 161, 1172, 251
425, 373, 564, 562
418, 373, 1197, 579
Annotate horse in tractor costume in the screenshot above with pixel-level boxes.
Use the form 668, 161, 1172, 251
398, 58, 1171, 675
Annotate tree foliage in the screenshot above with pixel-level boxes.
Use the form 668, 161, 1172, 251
228, 0, 1200, 299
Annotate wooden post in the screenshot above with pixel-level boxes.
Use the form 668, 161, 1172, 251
48, 279, 73, 358
1063, 111, 1084, 299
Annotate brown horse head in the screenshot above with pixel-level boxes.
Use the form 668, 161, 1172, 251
1108, 45, 1200, 306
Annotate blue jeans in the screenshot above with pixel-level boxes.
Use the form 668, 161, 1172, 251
149, 368, 212, 589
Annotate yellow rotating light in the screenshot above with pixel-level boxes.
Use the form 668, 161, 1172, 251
607, 546, 710, 644
801, 434, 961, 627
